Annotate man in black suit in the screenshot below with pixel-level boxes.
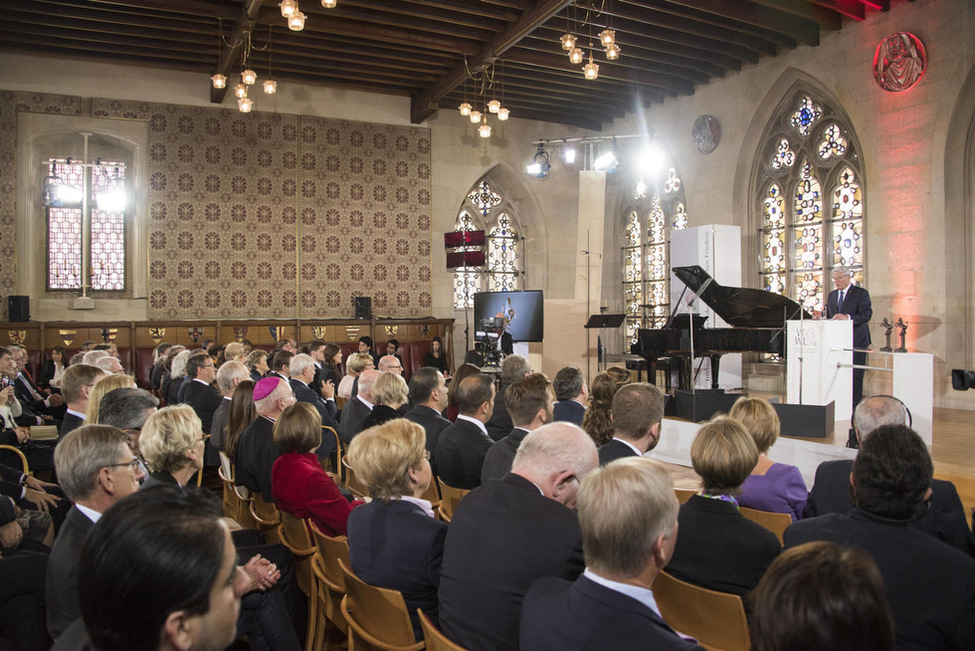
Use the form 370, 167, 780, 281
598, 382, 665, 465
805, 395, 974, 556
338, 369, 380, 445
481, 372, 553, 483
825, 265, 872, 407
46, 424, 145, 638
521, 457, 702, 651
404, 367, 451, 476
552, 366, 587, 426
435, 374, 495, 490
485, 354, 530, 440
289, 353, 338, 457
785, 424, 975, 650
236, 377, 295, 502
438, 422, 598, 651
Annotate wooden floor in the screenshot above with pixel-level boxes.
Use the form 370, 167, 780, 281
662, 406, 975, 529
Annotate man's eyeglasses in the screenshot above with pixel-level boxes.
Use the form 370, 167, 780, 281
106, 457, 141, 472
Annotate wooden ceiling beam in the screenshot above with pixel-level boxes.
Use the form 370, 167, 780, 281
410, 0, 576, 124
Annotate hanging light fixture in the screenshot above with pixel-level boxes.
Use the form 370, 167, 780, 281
280, 0, 297, 17
238, 97, 254, 113
321, 0, 337, 6
605, 43, 621, 60
234, 83, 248, 99
288, 10, 306, 30
599, 29, 616, 47
211, 73, 227, 89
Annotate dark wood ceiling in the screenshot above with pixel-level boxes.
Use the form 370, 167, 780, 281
0, 0, 909, 131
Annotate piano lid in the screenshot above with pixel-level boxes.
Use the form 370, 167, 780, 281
672, 265, 811, 328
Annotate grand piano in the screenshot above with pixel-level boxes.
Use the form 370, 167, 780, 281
631, 265, 811, 390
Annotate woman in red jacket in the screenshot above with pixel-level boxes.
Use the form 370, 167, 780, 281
272, 402, 363, 536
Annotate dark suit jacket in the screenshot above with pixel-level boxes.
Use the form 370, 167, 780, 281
553, 400, 585, 426
804, 459, 975, 556
184, 379, 223, 434
480, 427, 530, 483
404, 404, 452, 476
785, 509, 975, 651
338, 395, 371, 445
347, 499, 448, 640
666, 495, 780, 598
435, 418, 493, 490
59, 411, 85, 439
521, 575, 704, 651
235, 416, 278, 502
46, 506, 96, 638
438, 473, 585, 651
598, 438, 640, 466
826, 284, 872, 348
485, 384, 512, 441
290, 378, 339, 432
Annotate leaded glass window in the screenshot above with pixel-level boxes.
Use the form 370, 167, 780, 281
47, 159, 127, 291
453, 180, 523, 308
758, 92, 864, 314
622, 158, 689, 345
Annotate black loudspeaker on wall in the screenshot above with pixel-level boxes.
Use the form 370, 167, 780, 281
354, 296, 372, 320
8, 296, 29, 322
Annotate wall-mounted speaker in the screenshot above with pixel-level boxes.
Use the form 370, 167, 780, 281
354, 296, 372, 320
8, 296, 29, 322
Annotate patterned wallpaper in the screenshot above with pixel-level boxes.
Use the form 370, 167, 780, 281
0, 92, 433, 320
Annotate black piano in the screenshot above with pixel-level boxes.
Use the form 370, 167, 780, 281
631, 265, 810, 390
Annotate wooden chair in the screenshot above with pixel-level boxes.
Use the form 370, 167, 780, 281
322, 425, 342, 474
339, 559, 423, 651
0, 445, 30, 476
674, 488, 696, 504
277, 512, 319, 651
418, 609, 467, 651
309, 521, 351, 642
739, 506, 792, 545
249, 492, 282, 545
652, 570, 749, 651
436, 477, 469, 523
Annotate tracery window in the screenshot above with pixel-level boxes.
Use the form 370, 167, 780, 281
622, 161, 688, 345
453, 180, 523, 308
758, 91, 864, 314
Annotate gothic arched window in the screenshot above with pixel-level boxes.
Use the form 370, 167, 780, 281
757, 91, 864, 313
453, 180, 523, 308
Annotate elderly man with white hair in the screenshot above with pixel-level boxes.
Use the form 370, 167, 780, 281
438, 422, 599, 651
234, 377, 296, 502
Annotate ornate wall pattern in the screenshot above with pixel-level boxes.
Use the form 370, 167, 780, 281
1, 92, 433, 320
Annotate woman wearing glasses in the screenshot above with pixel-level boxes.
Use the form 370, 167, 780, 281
140, 405, 208, 488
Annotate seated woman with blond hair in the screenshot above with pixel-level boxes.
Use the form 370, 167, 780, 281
272, 402, 363, 536
140, 404, 206, 488
729, 396, 808, 521
346, 419, 447, 641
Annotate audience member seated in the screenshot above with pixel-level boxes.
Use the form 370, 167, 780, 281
140, 405, 207, 489
435, 373, 495, 489
224, 380, 257, 465
729, 397, 808, 521
423, 336, 449, 376
236, 377, 295, 502
288, 353, 339, 440
805, 395, 974, 556
521, 457, 703, 651
598, 382, 665, 465
552, 366, 587, 426
338, 369, 380, 445
86, 373, 136, 426
346, 419, 447, 640
580, 371, 617, 447
361, 371, 409, 430
210, 361, 250, 453
404, 367, 451, 476
38, 346, 67, 392
247, 349, 269, 383
666, 416, 781, 601
272, 402, 363, 536
750, 541, 894, 651
445, 363, 481, 422
46, 425, 145, 639
338, 352, 373, 400
486, 354, 531, 441
784, 424, 975, 650
438, 422, 598, 651
481, 372, 553, 482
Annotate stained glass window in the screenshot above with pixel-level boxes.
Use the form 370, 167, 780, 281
453, 181, 522, 308
758, 91, 864, 314
47, 159, 127, 291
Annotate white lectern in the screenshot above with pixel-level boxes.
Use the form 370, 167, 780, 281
787, 320, 853, 419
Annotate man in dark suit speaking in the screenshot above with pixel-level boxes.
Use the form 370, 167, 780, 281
825, 265, 872, 407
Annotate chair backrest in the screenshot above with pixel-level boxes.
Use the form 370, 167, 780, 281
278, 510, 316, 557
652, 570, 750, 651
0, 445, 29, 475
674, 488, 696, 504
418, 608, 468, 651
437, 477, 469, 520
339, 558, 422, 650
738, 506, 792, 545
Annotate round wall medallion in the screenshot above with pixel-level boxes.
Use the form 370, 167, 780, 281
873, 32, 926, 93
692, 115, 720, 154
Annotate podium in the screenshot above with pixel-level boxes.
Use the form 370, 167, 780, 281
787, 320, 853, 422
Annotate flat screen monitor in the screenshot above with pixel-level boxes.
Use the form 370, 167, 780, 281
473, 290, 544, 342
